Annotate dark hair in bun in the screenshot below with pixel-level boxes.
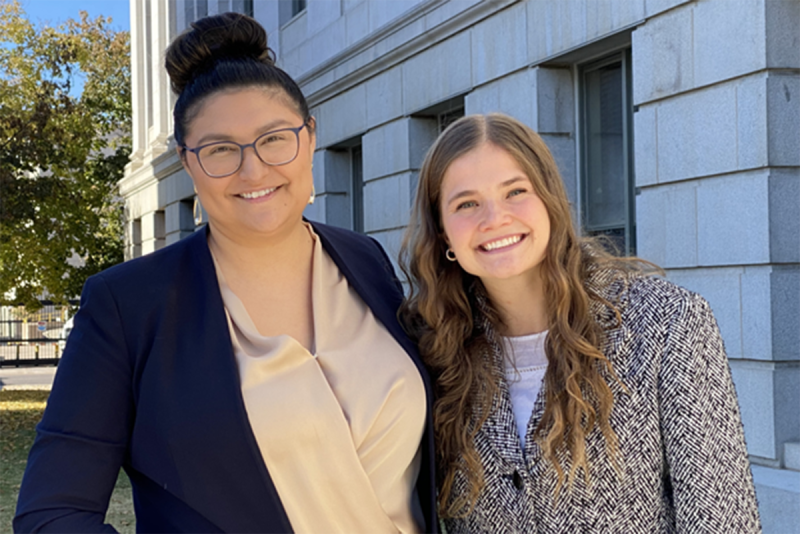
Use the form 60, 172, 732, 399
165, 12, 311, 146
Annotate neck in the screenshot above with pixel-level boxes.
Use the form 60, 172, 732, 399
207, 219, 313, 277
482, 270, 549, 337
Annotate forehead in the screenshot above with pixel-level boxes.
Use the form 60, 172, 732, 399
185, 87, 301, 140
440, 143, 527, 193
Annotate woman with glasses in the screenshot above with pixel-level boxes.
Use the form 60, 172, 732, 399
400, 113, 760, 533
16, 13, 437, 533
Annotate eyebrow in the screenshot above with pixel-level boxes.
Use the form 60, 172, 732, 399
445, 176, 528, 207
193, 118, 296, 146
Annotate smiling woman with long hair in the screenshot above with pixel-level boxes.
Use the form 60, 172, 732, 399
400, 113, 760, 533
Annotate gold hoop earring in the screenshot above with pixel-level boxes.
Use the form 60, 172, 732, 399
193, 194, 204, 226
445, 248, 457, 262
308, 184, 316, 205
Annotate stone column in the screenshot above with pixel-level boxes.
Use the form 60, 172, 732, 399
140, 210, 166, 255
147, 0, 173, 158
128, 0, 148, 172
361, 117, 438, 269
304, 149, 353, 229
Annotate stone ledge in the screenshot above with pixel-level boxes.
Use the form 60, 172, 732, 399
298, 0, 514, 106
119, 141, 181, 198
752, 464, 800, 534
752, 464, 800, 494
785, 442, 800, 472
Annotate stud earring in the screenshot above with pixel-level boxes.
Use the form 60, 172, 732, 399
308, 184, 316, 205
445, 248, 457, 262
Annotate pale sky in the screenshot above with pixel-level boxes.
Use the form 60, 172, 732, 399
19, 0, 130, 31
13, 0, 130, 96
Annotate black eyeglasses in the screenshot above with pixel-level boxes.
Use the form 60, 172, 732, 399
181, 123, 307, 178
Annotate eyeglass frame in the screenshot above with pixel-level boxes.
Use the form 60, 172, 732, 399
180, 121, 309, 178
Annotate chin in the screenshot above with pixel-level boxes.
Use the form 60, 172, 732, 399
479, 263, 544, 283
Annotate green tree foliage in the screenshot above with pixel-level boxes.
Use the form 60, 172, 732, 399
0, 0, 131, 309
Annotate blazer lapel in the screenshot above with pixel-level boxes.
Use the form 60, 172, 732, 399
477, 329, 528, 471
159, 224, 435, 532
152, 228, 292, 533
311, 222, 439, 532
310, 222, 426, 375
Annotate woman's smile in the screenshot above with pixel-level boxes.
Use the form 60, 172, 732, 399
237, 185, 280, 201
478, 233, 527, 252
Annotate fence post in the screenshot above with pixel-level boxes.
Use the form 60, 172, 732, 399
15, 345, 20, 368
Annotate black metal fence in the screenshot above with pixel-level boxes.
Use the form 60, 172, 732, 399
0, 304, 71, 367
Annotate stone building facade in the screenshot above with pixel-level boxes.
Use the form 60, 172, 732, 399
122, 0, 799, 531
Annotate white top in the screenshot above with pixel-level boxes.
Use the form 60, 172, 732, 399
212, 225, 425, 534
502, 330, 549, 449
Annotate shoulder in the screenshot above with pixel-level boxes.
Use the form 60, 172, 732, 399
310, 220, 383, 250
628, 274, 702, 311
86, 228, 208, 299
592, 271, 729, 396
309, 220, 393, 268
309, 221, 405, 310
590, 268, 709, 325
625, 275, 714, 330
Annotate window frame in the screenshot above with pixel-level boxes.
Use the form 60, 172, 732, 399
291, 0, 306, 17
578, 48, 636, 255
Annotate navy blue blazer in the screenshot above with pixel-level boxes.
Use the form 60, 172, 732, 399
15, 222, 438, 533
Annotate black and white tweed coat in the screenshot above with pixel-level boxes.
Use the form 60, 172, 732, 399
443, 271, 761, 534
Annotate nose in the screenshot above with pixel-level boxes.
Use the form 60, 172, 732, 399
478, 200, 511, 232
237, 145, 269, 181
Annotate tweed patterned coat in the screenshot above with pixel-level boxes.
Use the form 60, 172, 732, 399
443, 271, 761, 534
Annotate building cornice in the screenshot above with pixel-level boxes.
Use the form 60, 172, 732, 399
297, 0, 519, 106
119, 0, 519, 193
119, 147, 182, 198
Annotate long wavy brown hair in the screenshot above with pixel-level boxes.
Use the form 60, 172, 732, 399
400, 113, 647, 517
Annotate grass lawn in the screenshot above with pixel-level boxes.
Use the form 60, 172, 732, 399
0, 389, 135, 533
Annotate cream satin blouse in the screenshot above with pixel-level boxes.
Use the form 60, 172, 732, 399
212, 226, 425, 534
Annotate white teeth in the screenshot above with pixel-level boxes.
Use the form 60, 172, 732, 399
482, 235, 522, 251
239, 187, 277, 199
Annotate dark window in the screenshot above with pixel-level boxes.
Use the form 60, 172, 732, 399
132, 218, 142, 259
184, 0, 195, 26
179, 198, 196, 231
324, 135, 363, 232
292, 0, 306, 17
231, 0, 253, 16
411, 95, 465, 133
438, 106, 465, 133
154, 210, 166, 251
579, 49, 635, 254
351, 145, 364, 233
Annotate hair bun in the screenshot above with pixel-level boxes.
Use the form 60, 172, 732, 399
166, 12, 275, 95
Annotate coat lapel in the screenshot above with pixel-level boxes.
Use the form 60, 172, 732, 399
471, 299, 528, 472
310, 222, 428, 381
149, 228, 292, 533
311, 222, 438, 532
471, 269, 635, 486
152, 224, 435, 532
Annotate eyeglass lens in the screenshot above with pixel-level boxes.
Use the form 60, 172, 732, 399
198, 129, 300, 176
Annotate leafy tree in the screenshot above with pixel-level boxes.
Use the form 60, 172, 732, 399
0, 0, 130, 309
